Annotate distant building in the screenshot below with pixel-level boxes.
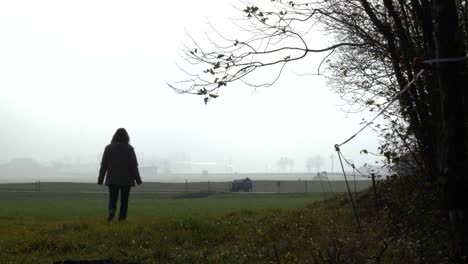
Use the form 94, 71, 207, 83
1, 158, 42, 169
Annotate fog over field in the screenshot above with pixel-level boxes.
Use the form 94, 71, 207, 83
0, 0, 383, 183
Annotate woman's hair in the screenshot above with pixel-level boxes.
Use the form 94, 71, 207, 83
111, 128, 130, 144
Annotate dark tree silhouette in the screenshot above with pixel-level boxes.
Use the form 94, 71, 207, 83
171, 0, 468, 254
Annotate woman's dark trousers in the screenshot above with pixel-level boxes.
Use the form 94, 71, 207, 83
107, 185, 131, 222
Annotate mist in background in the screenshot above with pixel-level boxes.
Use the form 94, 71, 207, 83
0, 0, 383, 183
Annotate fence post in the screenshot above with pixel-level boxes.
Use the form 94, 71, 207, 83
371, 173, 377, 202
305, 180, 307, 193
208, 181, 211, 193
185, 179, 188, 193
277, 181, 281, 193
35, 180, 41, 192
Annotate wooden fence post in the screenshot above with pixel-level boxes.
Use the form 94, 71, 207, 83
371, 173, 377, 202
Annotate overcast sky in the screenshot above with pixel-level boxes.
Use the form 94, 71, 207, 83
0, 0, 383, 176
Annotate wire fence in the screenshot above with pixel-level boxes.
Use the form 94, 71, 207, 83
0, 180, 373, 194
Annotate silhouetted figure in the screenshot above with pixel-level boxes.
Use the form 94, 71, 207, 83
98, 128, 142, 222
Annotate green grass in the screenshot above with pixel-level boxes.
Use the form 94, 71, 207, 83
0, 192, 325, 223
0, 191, 329, 263
0, 178, 450, 263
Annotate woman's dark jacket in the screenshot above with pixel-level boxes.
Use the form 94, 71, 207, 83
98, 143, 142, 186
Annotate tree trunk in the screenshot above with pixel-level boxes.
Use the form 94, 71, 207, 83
434, 0, 468, 256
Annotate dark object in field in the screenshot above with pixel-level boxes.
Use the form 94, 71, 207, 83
175, 192, 211, 199
98, 128, 142, 187
231, 178, 252, 192
54, 259, 140, 264
98, 128, 143, 223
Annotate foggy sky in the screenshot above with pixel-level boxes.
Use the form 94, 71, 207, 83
0, 0, 382, 180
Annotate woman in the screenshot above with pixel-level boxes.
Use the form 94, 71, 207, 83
98, 128, 142, 222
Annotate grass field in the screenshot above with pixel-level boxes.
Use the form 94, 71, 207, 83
0, 191, 326, 223
0, 191, 330, 263
0, 177, 449, 263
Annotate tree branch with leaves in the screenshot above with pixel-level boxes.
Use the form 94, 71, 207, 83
168, 1, 368, 104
